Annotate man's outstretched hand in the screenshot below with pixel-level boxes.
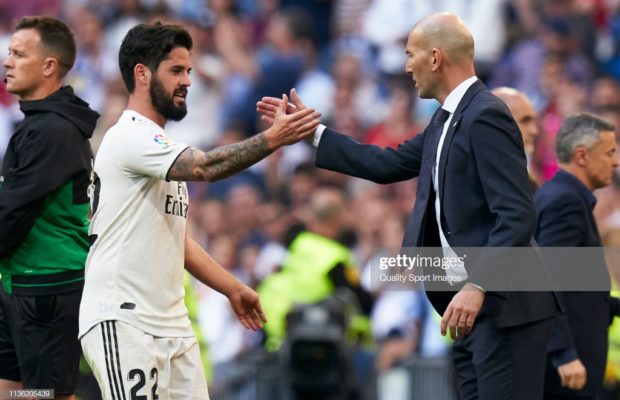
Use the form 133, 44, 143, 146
262, 92, 320, 149
228, 284, 268, 331
257, 88, 308, 126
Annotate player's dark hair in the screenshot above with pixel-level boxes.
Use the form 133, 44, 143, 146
119, 22, 193, 93
14, 16, 76, 79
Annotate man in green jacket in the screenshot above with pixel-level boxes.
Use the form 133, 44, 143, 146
0, 16, 98, 400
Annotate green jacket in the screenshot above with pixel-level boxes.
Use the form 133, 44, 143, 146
0, 86, 98, 294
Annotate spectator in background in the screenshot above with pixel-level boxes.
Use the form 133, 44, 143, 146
540, 0, 599, 63
328, 80, 365, 141
279, 0, 333, 52
222, 7, 309, 132
244, 0, 279, 46
365, 81, 420, 149
591, 76, 620, 129
324, 50, 386, 139
102, 0, 145, 57
226, 183, 267, 258
253, 200, 292, 283
490, 15, 593, 111
293, 14, 333, 117
492, 87, 541, 189
0, 0, 61, 22
332, 0, 372, 40
209, 0, 254, 129
285, 161, 319, 216
362, 0, 432, 75
353, 192, 397, 269
258, 186, 373, 352
600, 2, 620, 80
65, 7, 110, 112
535, 53, 589, 181
535, 113, 620, 399
194, 199, 229, 248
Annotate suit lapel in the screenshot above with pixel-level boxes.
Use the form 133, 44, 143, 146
437, 80, 486, 202
437, 112, 462, 201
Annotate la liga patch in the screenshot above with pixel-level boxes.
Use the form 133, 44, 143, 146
153, 133, 172, 149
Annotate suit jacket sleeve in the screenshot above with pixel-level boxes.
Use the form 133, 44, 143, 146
547, 314, 579, 368
465, 106, 537, 285
535, 194, 585, 364
315, 127, 425, 184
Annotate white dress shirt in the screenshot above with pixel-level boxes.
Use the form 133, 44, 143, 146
433, 76, 478, 283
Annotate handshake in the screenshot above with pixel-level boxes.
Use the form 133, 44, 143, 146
255, 89, 320, 150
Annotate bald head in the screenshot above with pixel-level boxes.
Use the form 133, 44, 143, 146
492, 87, 539, 155
305, 187, 350, 239
492, 87, 528, 108
405, 13, 476, 102
310, 188, 346, 223
411, 13, 474, 64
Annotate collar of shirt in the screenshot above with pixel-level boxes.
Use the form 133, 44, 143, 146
441, 76, 478, 114
122, 109, 162, 130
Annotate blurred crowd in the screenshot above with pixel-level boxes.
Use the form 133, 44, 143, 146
4, 0, 620, 397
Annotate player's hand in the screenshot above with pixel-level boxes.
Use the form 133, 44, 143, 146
557, 359, 587, 390
440, 283, 484, 339
228, 284, 268, 331
257, 88, 308, 126
263, 93, 320, 149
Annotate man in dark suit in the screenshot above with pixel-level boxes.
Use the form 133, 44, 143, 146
534, 113, 619, 400
258, 12, 558, 400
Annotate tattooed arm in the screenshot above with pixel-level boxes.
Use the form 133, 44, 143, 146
167, 95, 320, 182
167, 134, 271, 181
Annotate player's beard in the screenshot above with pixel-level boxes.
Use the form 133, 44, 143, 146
150, 75, 188, 121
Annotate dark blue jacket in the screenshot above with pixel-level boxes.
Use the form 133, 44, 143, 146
535, 169, 615, 397
316, 80, 558, 327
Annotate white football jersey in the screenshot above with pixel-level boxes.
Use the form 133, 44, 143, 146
79, 110, 193, 338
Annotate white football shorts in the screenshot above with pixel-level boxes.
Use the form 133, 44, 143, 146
81, 320, 210, 400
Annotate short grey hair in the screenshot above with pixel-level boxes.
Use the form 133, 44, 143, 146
556, 112, 616, 163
